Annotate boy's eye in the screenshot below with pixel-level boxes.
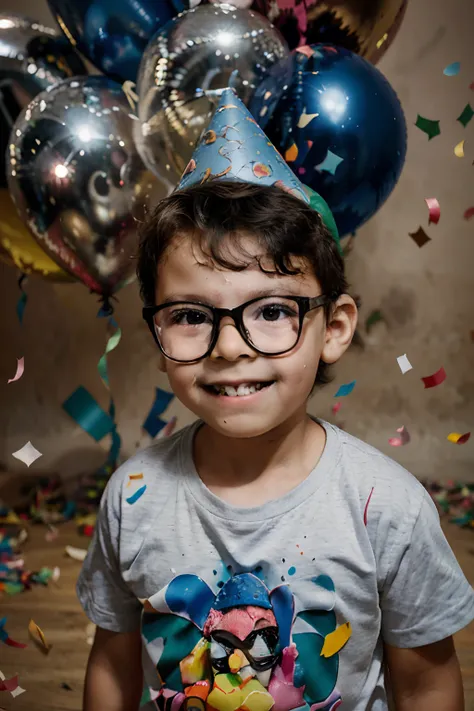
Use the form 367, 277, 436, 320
169, 308, 212, 326
249, 299, 298, 323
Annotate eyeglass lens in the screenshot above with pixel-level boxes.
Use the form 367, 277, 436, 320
154, 297, 301, 361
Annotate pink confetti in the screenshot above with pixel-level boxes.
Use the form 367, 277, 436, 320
363, 487, 374, 526
464, 207, 474, 220
422, 366, 447, 388
389, 425, 411, 447
7, 357, 24, 383
425, 197, 440, 225
332, 402, 342, 415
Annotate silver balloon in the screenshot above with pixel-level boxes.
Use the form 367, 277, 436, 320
136, 3, 290, 184
7, 76, 164, 296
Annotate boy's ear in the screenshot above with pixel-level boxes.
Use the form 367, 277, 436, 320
321, 295, 358, 365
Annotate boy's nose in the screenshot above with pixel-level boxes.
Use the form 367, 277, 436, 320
209, 318, 257, 362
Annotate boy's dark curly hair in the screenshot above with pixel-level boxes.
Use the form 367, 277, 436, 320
137, 181, 348, 387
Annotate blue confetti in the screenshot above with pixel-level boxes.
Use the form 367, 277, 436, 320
443, 61, 460, 77
62, 386, 115, 442
142, 388, 175, 438
334, 380, 356, 397
126, 484, 147, 505
315, 149, 344, 176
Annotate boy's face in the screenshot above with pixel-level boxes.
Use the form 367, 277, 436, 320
155, 233, 356, 439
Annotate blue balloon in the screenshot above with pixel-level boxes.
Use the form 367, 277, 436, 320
47, 0, 175, 83
251, 45, 407, 236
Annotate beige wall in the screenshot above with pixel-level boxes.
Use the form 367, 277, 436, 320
1, 0, 473, 481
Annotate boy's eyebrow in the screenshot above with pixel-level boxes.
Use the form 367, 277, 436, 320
160, 286, 308, 304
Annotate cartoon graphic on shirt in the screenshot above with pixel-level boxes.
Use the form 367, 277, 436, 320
142, 570, 351, 711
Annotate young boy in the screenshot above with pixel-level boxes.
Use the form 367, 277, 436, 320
77, 89, 474, 711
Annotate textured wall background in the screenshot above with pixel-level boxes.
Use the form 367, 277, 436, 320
0, 0, 473, 482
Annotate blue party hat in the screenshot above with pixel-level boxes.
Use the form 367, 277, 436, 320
176, 88, 340, 248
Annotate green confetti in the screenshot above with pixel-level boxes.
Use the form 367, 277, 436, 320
365, 310, 384, 332
457, 103, 474, 128
415, 114, 441, 140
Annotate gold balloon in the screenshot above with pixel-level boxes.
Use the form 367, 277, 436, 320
254, 0, 408, 61
0, 190, 73, 281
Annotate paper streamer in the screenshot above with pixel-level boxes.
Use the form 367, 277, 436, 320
7, 357, 24, 384
142, 388, 175, 437
62, 387, 115, 442
334, 381, 356, 398
421, 367, 447, 389
425, 197, 440, 224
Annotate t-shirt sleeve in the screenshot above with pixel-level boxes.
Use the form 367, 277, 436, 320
381, 488, 474, 648
76, 473, 142, 633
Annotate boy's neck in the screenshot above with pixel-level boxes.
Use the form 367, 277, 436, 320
193, 410, 326, 507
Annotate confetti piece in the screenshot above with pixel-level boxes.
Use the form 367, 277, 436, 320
389, 426, 411, 447
334, 381, 356, 397
126, 485, 147, 505
332, 402, 342, 415
464, 207, 474, 220
0, 674, 19, 692
45, 525, 58, 543
28, 619, 51, 654
316, 149, 344, 175
321, 622, 352, 657
363, 487, 374, 526
365, 309, 383, 332
421, 366, 446, 389
397, 354, 413, 374
443, 61, 460, 76
60, 682, 73, 691
65, 545, 87, 562
425, 197, 440, 224
63, 386, 115, 442
447, 432, 471, 444
143, 388, 175, 438
0, 620, 27, 649
126, 473, 144, 488
409, 226, 431, 247
297, 110, 319, 129
11, 441, 42, 467
7, 357, 24, 384
457, 103, 474, 128
0, 670, 25, 698
284, 143, 298, 162
52, 567, 61, 583
454, 140, 465, 157
415, 114, 440, 140
470, 82, 474, 91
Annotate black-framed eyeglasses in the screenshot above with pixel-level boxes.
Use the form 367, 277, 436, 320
142, 293, 332, 363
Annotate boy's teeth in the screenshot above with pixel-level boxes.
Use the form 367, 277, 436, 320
213, 383, 266, 396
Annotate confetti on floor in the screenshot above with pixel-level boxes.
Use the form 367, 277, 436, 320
423, 480, 474, 529
447, 432, 471, 445
0, 670, 25, 698
457, 103, 474, 128
60, 683, 73, 691
389, 426, 411, 447
454, 140, 465, 158
421, 366, 447, 389
315, 149, 344, 175
443, 61, 461, 76
126, 485, 147, 505
0, 619, 27, 649
409, 226, 431, 247
28, 619, 51, 655
7, 357, 24, 384
464, 207, 474, 220
425, 197, 440, 224
11, 441, 42, 467
365, 310, 384, 332
415, 114, 441, 140
334, 381, 356, 397
397, 354, 413, 374
65, 545, 88, 562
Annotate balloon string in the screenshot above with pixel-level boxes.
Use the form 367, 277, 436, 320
97, 298, 122, 469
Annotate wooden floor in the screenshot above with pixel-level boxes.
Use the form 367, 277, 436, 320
1, 521, 473, 711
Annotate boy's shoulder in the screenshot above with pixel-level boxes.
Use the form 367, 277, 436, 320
326, 421, 428, 518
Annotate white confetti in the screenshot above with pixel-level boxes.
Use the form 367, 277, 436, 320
65, 545, 88, 561
52, 566, 61, 583
396, 354, 413, 374
12, 441, 42, 467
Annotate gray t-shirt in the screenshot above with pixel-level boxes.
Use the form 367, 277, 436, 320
77, 419, 474, 711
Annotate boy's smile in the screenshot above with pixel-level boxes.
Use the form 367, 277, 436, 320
155, 233, 355, 441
